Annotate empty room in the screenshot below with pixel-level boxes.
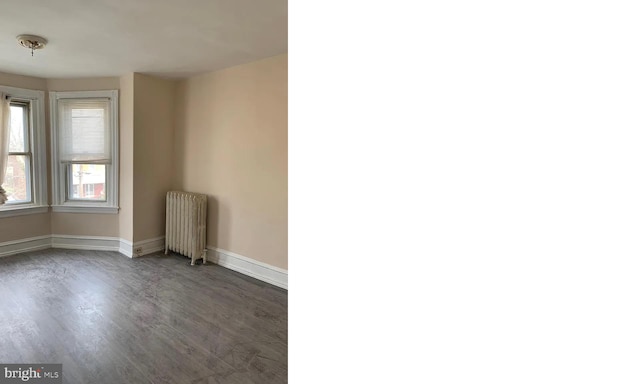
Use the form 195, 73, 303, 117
0, 1, 287, 383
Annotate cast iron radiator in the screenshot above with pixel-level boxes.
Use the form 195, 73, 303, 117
165, 191, 208, 265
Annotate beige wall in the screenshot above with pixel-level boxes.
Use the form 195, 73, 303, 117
51, 213, 120, 237
175, 54, 288, 269
0, 214, 50, 242
132, 74, 176, 241
46, 77, 120, 92
0, 71, 46, 90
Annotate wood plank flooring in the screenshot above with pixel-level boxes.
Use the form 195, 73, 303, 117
0, 249, 287, 384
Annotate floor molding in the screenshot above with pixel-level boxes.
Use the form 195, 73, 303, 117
133, 236, 165, 257
0, 235, 51, 258
119, 238, 133, 258
208, 247, 288, 290
0, 235, 288, 290
51, 234, 122, 252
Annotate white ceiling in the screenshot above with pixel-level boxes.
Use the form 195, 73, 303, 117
0, 0, 287, 79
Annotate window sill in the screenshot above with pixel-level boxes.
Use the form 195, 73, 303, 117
0, 204, 48, 218
51, 205, 119, 214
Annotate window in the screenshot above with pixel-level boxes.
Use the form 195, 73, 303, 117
0, 86, 47, 217
50, 90, 118, 213
7, 103, 32, 204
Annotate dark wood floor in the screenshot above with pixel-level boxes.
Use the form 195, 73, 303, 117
0, 249, 287, 384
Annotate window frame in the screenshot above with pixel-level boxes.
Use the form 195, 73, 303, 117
6, 102, 33, 204
50, 90, 119, 214
0, 86, 48, 218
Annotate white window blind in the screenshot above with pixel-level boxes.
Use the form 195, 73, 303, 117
58, 99, 111, 163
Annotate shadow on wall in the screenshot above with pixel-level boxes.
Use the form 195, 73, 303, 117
207, 195, 228, 252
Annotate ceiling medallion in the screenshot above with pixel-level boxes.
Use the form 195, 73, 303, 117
16, 34, 47, 56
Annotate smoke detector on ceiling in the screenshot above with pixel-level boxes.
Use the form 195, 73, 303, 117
16, 34, 47, 56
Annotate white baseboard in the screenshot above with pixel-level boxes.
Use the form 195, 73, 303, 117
49, 235, 163, 258
119, 238, 133, 258
0, 235, 51, 258
133, 236, 165, 257
51, 234, 122, 252
0, 235, 288, 290
208, 247, 288, 290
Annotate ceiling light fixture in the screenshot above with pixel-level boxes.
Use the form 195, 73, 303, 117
16, 34, 47, 56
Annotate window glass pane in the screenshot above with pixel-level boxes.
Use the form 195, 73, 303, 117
5, 155, 31, 203
9, 105, 28, 152
69, 164, 106, 201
